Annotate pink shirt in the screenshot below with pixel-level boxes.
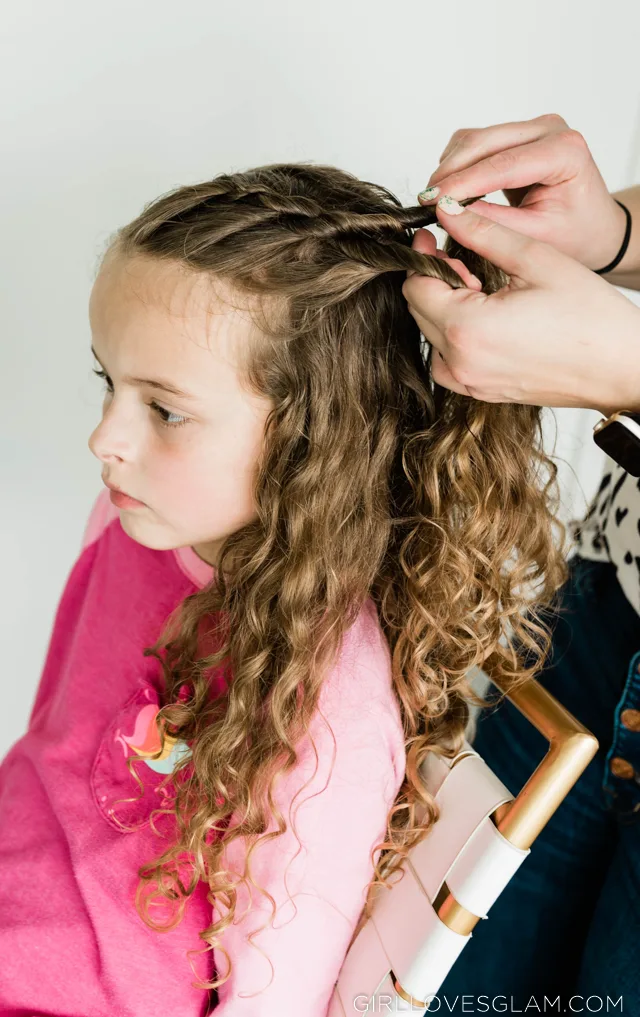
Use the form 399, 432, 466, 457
0, 488, 406, 1016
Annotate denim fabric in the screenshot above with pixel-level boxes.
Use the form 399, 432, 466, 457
437, 554, 640, 1012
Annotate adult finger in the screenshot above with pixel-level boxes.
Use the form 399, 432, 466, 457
403, 198, 553, 337
405, 293, 473, 397
430, 114, 568, 185
409, 228, 483, 289
431, 198, 559, 285
430, 348, 472, 396
419, 131, 585, 211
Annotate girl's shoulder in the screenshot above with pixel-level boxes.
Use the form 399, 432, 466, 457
333, 597, 394, 695
320, 598, 403, 740
80, 487, 120, 553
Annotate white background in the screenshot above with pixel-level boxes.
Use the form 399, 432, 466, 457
2, 0, 640, 756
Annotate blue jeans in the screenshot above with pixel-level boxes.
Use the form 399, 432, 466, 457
438, 554, 640, 1012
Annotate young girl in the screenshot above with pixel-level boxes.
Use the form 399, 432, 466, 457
0, 163, 567, 1016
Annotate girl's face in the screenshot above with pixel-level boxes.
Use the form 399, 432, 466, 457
88, 252, 273, 568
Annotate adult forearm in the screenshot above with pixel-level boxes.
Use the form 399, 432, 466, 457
602, 185, 640, 290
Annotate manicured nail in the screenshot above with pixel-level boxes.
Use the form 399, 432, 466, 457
437, 195, 464, 215
417, 185, 440, 202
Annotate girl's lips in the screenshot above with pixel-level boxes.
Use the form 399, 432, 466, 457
109, 489, 146, 509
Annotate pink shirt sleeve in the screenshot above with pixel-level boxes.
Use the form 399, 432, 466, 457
212, 624, 406, 1016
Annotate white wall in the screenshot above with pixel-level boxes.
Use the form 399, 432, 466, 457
2, 0, 640, 756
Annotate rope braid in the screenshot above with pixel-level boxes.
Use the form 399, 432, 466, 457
122, 166, 491, 299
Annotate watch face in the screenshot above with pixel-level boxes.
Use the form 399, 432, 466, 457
594, 419, 640, 477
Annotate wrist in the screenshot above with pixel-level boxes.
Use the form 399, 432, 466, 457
594, 397, 640, 416
587, 304, 640, 416
586, 199, 630, 274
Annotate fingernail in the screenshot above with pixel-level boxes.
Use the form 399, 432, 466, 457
437, 195, 464, 215
417, 185, 440, 202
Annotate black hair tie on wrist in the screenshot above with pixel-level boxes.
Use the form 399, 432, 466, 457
593, 199, 632, 274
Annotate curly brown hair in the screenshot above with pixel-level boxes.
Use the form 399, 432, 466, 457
101, 162, 568, 992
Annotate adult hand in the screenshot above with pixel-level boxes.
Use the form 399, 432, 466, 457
402, 200, 640, 416
417, 113, 627, 274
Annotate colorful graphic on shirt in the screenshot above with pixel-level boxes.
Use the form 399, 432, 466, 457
115, 700, 192, 774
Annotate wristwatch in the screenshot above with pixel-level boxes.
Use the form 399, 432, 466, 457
593, 410, 640, 476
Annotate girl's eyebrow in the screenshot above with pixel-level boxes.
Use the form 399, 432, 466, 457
90, 345, 197, 400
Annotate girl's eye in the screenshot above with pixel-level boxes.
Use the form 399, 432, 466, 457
91, 368, 189, 429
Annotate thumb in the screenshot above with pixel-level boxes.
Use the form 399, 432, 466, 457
435, 195, 555, 284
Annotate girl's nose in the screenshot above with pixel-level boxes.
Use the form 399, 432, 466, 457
88, 404, 136, 463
